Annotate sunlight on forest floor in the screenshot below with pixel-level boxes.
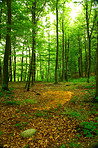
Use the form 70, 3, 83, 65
0, 82, 97, 148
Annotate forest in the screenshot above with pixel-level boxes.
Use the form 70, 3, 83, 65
0, 0, 98, 147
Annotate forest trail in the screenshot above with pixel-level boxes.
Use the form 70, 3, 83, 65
0, 82, 97, 148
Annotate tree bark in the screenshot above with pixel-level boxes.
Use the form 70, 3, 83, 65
26, 2, 36, 90
55, 0, 59, 84
9, 43, 12, 81
95, 21, 98, 98
65, 35, 68, 81
0, 8, 2, 41
85, 37, 88, 77
47, 32, 50, 82
2, 0, 11, 90
21, 48, 24, 81
61, 20, 64, 81
0, 59, 2, 84
13, 47, 16, 82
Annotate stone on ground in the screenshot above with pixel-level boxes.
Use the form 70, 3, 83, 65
20, 129, 37, 138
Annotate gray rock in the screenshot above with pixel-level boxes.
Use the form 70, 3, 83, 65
20, 129, 37, 138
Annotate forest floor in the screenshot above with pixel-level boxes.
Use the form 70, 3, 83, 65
0, 79, 98, 148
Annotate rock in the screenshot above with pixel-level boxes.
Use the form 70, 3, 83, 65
20, 129, 37, 138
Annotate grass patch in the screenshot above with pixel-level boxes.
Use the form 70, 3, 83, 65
3, 98, 37, 106
23, 99, 37, 104
63, 106, 88, 120
3, 100, 21, 105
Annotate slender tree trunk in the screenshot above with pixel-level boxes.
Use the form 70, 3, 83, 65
21, 48, 24, 81
80, 47, 83, 77
85, 2, 91, 83
55, 0, 59, 84
87, 36, 91, 82
26, 2, 36, 90
2, 0, 11, 90
9, 43, 12, 81
85, 37, 88, 77
13, 47, 16, 82
0, 59, 2, 84
78, 35, 81, 78
61, 20, 64, 82
95, 21, 98, 99
25, 48, 27, 81
65, 35, 68, 81
0, 8, 2, 41
33, 52, 36, 82
47, 33, 50, 82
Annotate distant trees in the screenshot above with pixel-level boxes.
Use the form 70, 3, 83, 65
0, 0, 97, 90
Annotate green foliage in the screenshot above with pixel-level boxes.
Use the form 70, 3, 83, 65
24, 144, 29, 148
0, 91, 4, 97
79, 121, 98, 137
70, 98, 76, 104
3, 99, 21, 105
3, 98, 37, 106
76, 133, 81, 138
68, 142, 82, 148
0, 131, 2, 136
69, 76, 95, 83
23, 99, 37, 104
63, 107, 80, 118
15, 109, 20, 113
14, 122, 28, 129
67, 139, 82, 148
58, 127, 61, 131
21, 113, 29, 118
33, 110, 47, 117
84, 85, 95, 89
58, 103, 61, 107
60, 143, 66, 148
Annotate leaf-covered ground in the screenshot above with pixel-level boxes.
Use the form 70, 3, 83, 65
0, 81, 98, 148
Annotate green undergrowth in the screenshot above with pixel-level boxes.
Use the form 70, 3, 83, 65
78, 121, 98, 138
0, 131, 2, 136
3, 98, 37, 105
69, 76, 95, 83
14, 122, 28, 129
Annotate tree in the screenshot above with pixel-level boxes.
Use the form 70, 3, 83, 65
84, 0, 97, 82
94, 20, 98, 102
55, 0, 59, 84
2, 0, 11, 90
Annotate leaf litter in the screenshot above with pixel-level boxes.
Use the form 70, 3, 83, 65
0, 82, 97, 148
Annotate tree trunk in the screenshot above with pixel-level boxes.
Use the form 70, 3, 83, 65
2, 0, 11, 90
47, 33, 50, 82
21, 48, 24, 81
78, 35, 82, 78
9, 43, 12, 81
0, 59, 2, 84
0, 8, 2, 41
65, 35, 68, 81
55, 0, 59, 84
85, 37, 88, 77
61, 20, 64, 82
87, 36, 91, 83
26, 2, 36, 90
13, 47, 16, 82
95, 21, 98, 99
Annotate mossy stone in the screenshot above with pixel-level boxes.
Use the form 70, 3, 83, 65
20, 129, 36, 138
